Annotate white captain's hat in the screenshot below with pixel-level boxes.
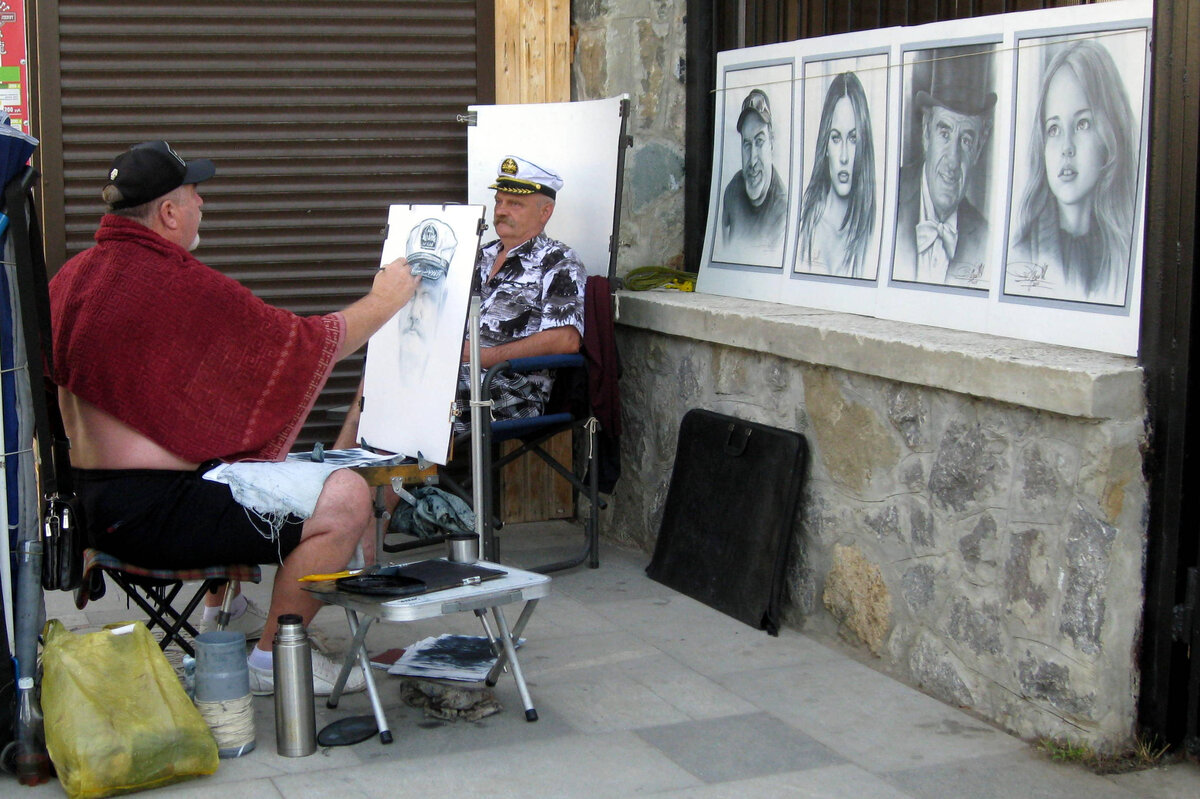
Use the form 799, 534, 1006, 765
405, 218, 458, 280
488, 155, 563, 199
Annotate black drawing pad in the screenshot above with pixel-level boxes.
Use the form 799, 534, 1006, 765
336, 560, 506, 597
335, 573, 425, 597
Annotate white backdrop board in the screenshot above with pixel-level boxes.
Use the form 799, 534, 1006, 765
467, 96, 629, 278
696, 0, 1151, 356
359, 204, 484, 463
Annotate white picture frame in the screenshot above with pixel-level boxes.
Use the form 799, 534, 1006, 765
695, 0, 1152, 356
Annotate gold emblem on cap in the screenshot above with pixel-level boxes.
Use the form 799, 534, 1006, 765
500, 157, 519, 176
110, 168, 119, 180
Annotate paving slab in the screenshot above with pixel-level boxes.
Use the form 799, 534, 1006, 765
637, 711, 846, 783
881, 750, 1146, 799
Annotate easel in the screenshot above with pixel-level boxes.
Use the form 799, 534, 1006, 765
353, 296, 488, 561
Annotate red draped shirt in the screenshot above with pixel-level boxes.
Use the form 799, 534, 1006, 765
49, 215, 346, 463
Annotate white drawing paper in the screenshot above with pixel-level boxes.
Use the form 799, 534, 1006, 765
359, 204, 484, 463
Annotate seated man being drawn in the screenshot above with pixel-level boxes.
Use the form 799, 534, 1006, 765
454, 155, 587, 430
49, 141, 419, 696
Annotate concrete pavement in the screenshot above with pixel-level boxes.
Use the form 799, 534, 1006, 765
41, 522, 1200, 798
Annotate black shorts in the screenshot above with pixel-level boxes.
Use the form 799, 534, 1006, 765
75, 463, 305, 570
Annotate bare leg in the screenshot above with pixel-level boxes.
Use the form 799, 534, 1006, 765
254, 468, 375, 650
333, 379, 364, 450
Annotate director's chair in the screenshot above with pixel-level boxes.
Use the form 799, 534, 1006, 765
436, 274, 619, 573
377, 96, 629, 571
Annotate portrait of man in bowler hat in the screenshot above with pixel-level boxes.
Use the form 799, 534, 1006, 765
893, 44, 997, 287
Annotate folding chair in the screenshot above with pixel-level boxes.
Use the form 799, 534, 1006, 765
75, 552, 261, 657
438, 275, 619, 573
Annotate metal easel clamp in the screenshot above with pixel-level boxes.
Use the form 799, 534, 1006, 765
470, 397, 496, 421
390, 476, 418, 507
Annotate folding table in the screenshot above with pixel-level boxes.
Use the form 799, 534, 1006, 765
304, 560, 550, 743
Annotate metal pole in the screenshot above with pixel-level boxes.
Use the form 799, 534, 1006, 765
468, 296, 485, 557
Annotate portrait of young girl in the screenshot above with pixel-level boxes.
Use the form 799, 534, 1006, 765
1005, 34, 1143, 306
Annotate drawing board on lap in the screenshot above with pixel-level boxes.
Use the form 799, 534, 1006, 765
359, 204, 483, 464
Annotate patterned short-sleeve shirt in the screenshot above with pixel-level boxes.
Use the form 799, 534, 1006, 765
455, 232, 587, 428
474, 232, 586, 346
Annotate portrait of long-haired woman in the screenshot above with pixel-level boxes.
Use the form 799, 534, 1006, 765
797, 71, 877, 278
1006, 37, 1139, 305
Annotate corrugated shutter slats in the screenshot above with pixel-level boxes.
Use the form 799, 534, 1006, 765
50, 0, 486, 449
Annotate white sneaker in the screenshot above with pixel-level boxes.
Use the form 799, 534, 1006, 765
248, 647, 367, 697
199, 598, 268, 640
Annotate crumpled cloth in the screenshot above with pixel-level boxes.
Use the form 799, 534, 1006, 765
49, 214, 344, 463
387, 485, 475, 540
204, 460, 345, 534
399, 678, 501, 721
203, 448, 410, 537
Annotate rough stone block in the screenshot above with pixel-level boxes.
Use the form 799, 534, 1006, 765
1003, 528, 1049, 615
946, 597, 1002, 656
1017, 655, 1096, 720
930, 420, 1010, 515
909, 633, 975, 708
1060, 504, 1117, 655
823, 544, 891, 655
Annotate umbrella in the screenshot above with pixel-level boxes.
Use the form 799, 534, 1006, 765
0, 119, 39, 653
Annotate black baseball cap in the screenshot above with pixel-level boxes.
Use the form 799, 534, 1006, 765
736, 89, 773, 133
104, 140, 215, 209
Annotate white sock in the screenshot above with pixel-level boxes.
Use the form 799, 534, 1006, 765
247, 646, 272, 671
202, 593, 247, 622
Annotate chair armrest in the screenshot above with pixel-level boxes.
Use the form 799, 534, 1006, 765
502, 353, 586, 373
481, 354, 585, 396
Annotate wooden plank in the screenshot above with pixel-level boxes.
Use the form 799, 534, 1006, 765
521, 0, 546, 103
500, 431, 574, 523
547, 0, 571, 101
493, 0, 569, 103
494, 0, 521, 104
489, 1, 573, 523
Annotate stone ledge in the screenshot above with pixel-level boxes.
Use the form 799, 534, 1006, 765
614, 290, 1145, 420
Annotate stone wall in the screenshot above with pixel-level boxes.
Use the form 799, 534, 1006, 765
611, 292, 1148, 750
572, 0, 688, 275
571, 0, 1149, 752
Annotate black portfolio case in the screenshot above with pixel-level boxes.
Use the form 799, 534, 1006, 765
646, 409, 808, 634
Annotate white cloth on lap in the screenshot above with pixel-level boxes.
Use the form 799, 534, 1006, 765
203, 448, 405, 535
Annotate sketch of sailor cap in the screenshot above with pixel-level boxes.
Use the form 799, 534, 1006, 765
405, 218, 458, 280
489, 155, 563, 199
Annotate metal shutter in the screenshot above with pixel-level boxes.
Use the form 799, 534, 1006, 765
34, 0, 493, 449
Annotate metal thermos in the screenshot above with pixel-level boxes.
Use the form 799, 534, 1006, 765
272, 614, 316, 757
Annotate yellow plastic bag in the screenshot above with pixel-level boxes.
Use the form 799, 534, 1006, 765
41, 619, 219, 799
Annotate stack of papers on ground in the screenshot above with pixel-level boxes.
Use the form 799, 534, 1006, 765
387, 634, 521, 682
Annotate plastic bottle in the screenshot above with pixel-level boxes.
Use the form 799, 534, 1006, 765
15, 677, 51, 785
272, 614, 316, 757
